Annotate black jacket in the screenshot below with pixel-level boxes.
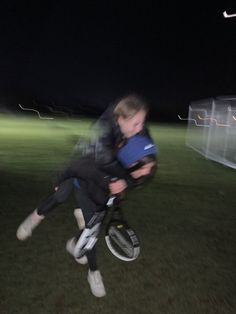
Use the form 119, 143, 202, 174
54, 104, 154, 203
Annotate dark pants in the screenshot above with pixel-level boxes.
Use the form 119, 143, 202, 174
36, 178, 106, 271
74, 188, 106, 271
37, 178, 74, 216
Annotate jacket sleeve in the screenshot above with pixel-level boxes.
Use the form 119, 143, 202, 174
90, 104, 122, 165
101, 160, 136, 187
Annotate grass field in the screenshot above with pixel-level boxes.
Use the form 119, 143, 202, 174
0, 114, 236, 314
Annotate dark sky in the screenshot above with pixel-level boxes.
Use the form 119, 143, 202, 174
0, 1, 236, 120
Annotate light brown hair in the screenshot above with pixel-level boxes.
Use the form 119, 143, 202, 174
113, 94, 149, 120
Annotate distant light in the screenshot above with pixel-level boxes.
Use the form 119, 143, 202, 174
18, 104, 54, 120
197, 114, 230, 127
177, 115, 208, 127
223, 11, 236, 18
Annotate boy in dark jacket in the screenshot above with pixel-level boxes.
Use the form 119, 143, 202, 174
17, 135, 157, 297
17, 93, 154, 239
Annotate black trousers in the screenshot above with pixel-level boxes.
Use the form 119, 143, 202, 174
74, 187, 106, 271
37, 178, 74, 216
36, 178, 106, 271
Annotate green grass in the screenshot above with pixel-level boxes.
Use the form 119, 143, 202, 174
0, 114, 236, 314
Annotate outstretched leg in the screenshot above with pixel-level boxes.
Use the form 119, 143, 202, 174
16, 178, 74, 240
73, 187, 107, 297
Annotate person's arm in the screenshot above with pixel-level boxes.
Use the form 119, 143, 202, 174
90, 104, 123, 165
101, 159, 136, 188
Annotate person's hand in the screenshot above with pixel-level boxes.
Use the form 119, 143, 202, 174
109, 179, 127, 195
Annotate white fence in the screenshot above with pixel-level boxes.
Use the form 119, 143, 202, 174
186, 96, 236, 169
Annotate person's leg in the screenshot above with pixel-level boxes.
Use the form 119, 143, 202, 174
37, 178, 74, 215
73, 188, 106, 297
73, 189, 100, 269
16, 179, 74, 240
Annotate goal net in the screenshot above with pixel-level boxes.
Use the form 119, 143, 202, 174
186, 96, 236, 169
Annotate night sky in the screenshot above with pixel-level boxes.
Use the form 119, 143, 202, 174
0, 1, 236, 121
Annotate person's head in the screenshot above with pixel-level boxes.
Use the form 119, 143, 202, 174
117, 135, 157, 180
113, 94, 149, 138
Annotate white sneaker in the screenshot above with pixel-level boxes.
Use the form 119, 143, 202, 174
66, 237, 88, 265
87, 270, 106, 298
74, 208, 85, 230
16, 210, 44, 241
